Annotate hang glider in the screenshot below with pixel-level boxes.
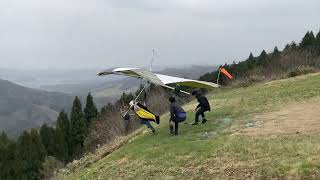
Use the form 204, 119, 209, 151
97, 68, 219, 94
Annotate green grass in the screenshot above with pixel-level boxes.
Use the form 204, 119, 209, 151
56, 73, 320, 179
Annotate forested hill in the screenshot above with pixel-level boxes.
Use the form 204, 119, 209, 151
200, 30, 320, 84
0, 78, 73, 136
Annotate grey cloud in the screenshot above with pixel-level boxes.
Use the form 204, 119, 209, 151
0, 0, 319, 70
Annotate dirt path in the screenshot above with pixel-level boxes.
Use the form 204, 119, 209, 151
237, 100, 320, 135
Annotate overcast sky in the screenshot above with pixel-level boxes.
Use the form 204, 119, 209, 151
0, 0, 319, 70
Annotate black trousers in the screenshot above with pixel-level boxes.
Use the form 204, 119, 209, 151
195, 108, 209, 122
170, 117, 186, 134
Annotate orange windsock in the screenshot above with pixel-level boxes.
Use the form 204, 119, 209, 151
220, 67, 234, 80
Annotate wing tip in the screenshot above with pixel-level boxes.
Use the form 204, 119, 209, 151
97, 71, 113, 76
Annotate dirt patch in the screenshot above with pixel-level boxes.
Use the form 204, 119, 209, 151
237, 101, 320, 136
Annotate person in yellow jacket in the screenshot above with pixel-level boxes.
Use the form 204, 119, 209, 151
129, 100, 160, 134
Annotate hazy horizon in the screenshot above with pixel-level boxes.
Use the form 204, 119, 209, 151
1, 0, 319, 70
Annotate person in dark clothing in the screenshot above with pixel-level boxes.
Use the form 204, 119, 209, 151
169, 97, 186, 135
191, 90, 210, 125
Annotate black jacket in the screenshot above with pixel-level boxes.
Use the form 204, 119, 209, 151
196, 95, 210, 111
170, 102, 186, 121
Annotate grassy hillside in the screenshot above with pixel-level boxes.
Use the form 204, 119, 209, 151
56, 73, 320, 179
0, 79, 73, 136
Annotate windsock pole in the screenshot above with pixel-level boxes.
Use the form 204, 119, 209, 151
217, 67, 221, 85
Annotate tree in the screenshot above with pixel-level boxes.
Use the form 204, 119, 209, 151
316, 30, 320, 52
1, 143, 16, 180
55, 110, 70, 162
0, 132, 16, 180
84, 93, 98, 127
257, 50, 267, 66
247, 52, 255, 69
272, 46, 281, 59
69, 96, 86, 157
273, 46, 279, 54
300, 31, 316, 49
119, 92, 135, 106
260, 50, 267, 59
40, 124, 57, 157
15, 130, 46, 180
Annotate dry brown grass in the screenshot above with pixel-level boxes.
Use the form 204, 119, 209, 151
237, 100, 320, 136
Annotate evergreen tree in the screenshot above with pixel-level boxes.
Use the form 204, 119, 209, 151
0, 132, 8, 178
316, 30, 320, 52
119, 92, 135, 105
69, 96, 86, 157
272, 46, 281, 58
260, 50, 267, 59
273, 46, 279, 54
0, 132, 16, 180
16, 130, 46, 180
247, 52, 255, 69
284, 44, 290, 51
40, 124, 57, 157
84, 93, 98, 127
300, 31, 316, 49
290, 41, 298, 49
257, 50, 267, 66
55, 110, 70, 162
249, 52, 254, 60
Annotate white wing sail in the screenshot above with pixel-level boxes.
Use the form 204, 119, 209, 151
98, 68, 219, 90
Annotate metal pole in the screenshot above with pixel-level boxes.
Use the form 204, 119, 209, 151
150, 49, 156, 72
217, 67, 221, 85
123, 83, 148, 117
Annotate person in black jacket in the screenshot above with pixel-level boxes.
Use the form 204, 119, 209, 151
191, 90, 210, 125
169, 97, 186, 135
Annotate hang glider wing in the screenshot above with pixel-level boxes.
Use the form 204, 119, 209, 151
98, 68, 219, 90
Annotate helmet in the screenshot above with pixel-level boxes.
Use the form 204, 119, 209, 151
191, 90, 199, 96
169, 97, 176, 103
129, 100, 135, 107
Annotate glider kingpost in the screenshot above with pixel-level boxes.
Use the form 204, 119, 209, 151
97, 68, 219, 94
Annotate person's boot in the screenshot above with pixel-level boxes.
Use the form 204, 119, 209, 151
192, 122, 198, 125
202, 119, 207, 124
152, 129, 156, 135
169, 124, 174, 135
156, 116, 160, 124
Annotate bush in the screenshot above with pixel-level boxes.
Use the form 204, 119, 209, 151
40, 156, 64, 180
287, 66, 316, 77
233, 75, 265, 88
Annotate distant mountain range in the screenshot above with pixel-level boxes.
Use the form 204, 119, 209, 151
0, 79, 73, 136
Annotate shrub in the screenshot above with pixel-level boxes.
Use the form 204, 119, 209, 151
287, 66, 316, 77
40, 156, 64, 180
